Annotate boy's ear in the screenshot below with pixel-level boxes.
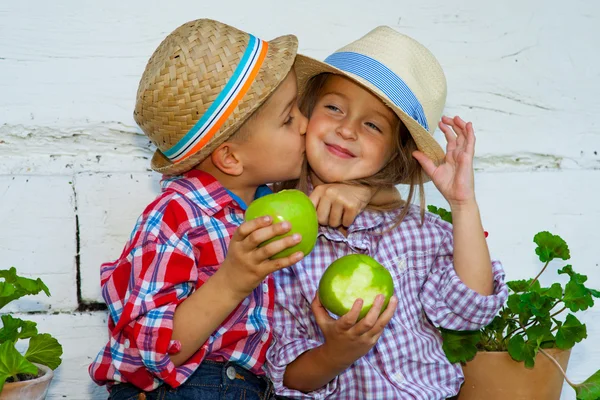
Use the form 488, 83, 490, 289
210, 142, 244, 176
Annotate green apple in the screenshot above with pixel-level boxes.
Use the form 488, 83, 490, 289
318, 254, 394, 320
245, 189, 318, 259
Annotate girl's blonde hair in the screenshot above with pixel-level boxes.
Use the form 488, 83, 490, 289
276, 73, 427, 226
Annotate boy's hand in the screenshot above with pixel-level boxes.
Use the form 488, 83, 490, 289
309, 184, 373, 228
311, 293, 398, 366
219, 216, 304, 299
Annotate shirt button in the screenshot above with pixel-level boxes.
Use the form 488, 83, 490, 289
226, 366, 236, 380
124, 339, 130, 348
261, 332, 269, 342
262, 283, 269, 292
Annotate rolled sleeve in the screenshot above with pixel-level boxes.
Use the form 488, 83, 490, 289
266, 267, 339, 399
104, 241, 206, 389
421, 230, 508, 331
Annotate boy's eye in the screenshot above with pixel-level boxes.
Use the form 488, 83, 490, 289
325, 105, 340, 112
366, 122, 382, 132
284, 115, 294, 125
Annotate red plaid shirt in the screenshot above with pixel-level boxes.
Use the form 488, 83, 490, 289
89, 170, 274, 390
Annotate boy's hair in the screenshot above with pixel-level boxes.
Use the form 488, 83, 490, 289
293, 73, 426, 225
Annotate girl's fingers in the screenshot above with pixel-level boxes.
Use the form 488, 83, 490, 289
438, 121, 457, 144
338, 298, 363, 330
413, 150, 438, 178
315, 196, 333, 226
465, 122, 476, 155
353, 294, 385, 335
371, 296, 398, 336
328, 202, 345, 228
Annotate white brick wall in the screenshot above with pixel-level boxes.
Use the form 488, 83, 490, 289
1, 0, 598, 398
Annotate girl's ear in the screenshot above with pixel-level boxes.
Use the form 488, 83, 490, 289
210, 142, 244, 176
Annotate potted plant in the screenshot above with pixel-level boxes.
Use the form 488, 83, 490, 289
0, 267, 63, 400
428, 206, 600, 400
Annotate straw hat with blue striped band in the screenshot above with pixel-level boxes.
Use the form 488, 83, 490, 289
134, 19, 298, 175
295, 26, 447, 171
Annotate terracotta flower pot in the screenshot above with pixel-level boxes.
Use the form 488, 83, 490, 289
458, 348, 571, 400
0, 363, 54, 400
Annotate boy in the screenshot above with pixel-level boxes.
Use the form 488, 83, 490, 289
89, 19, 308, 399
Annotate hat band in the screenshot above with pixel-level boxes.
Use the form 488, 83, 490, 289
163, 34, 269, 163
324, 52, 429, 131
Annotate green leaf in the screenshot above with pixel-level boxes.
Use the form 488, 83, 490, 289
507, 279, 541, 293
0, 268, 51, 310
559, 265, 588, 284
575, 369, 600, 400
538, 283, 563, 300
427, 205, 453, 224
507, 293, 533, 324
440, 328, 481, 364
564, 280, 594, 312
533, 231, 570, 262
521, 292, 555, 318
24, 333, 62, 370
556, 314, 587, 350
508, 335, 539, 369
0, 341, 38, 393
0, 282, 16, 298
0, 315, 21, 344
526, 324, 554, 345
0, 315, 38, 344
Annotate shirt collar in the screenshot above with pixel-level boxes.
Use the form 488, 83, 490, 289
160, 170, 272, 215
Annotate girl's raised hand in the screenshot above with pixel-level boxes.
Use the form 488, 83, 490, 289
412, 115, 476, 207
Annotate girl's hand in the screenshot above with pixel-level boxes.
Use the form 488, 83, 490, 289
311, 293, 397, 366
412, 115, 476, 207
309, 184, 372, 228
309, 184, 401, 228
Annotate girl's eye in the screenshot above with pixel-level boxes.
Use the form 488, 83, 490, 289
325, 105, 340, 112
284, 115, 294, 126
366, 122, 382, 132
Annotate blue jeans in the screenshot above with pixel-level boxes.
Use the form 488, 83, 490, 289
108, 360, 275, 400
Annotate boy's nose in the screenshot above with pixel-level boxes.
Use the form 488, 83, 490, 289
298, 112, 308, 136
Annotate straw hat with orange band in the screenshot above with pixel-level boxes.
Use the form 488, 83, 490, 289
134, 19, 298, 175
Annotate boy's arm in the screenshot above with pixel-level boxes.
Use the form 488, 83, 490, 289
170, 216, 304, 366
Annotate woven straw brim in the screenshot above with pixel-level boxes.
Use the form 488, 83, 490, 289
145, 34, 298, 176
295, 54, 446, 182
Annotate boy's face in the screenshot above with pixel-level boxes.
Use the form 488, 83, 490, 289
306, 75, 397, 184
237, 70, 308, 185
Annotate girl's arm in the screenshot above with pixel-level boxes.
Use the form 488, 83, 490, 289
413, 115, 494, 296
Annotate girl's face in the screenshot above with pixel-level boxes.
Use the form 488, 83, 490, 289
306, 75, 398, 184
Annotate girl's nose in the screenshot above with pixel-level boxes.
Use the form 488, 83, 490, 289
336, 120, 358, 140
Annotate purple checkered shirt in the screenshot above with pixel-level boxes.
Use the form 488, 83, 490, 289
266, 205, 507, 399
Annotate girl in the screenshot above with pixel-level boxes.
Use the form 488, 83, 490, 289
266, 26, 508, 399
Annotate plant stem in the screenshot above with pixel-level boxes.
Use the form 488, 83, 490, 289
539, 348, 576, 388
11, 374, 19, 382
529, 260, 551, 289
550, 306, 567, 319
504, 318, 536, 341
